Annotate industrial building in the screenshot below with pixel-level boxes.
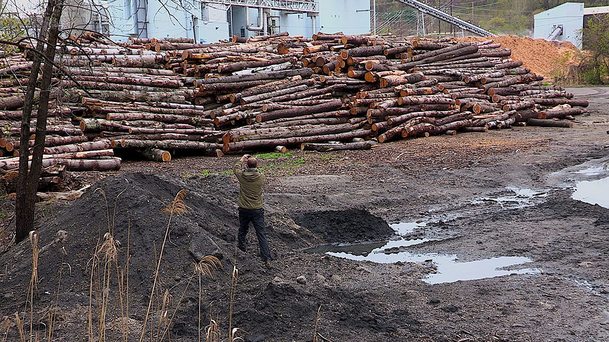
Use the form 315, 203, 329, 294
534, 2, 609, 49
96, 0, 371, 43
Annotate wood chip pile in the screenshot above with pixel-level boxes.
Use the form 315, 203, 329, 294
0, 31, 589, 177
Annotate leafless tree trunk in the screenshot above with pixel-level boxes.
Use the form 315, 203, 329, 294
15, 0, 65, 242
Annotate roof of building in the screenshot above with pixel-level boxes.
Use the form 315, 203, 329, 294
584, 6, 609, 16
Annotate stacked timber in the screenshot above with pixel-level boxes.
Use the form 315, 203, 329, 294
0, 49, 120, 179
0, 32, 591, 179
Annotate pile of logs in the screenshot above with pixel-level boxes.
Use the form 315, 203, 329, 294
0, 32, 589, 181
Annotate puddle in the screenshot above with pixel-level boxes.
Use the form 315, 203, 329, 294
328, 248, 539, 284
572, 176, 609, 208
548, 159, 609, 209
309, 220, 540, 285
390, 221, 427, 235
471, 186, 548, 209
575, 165, 607, 176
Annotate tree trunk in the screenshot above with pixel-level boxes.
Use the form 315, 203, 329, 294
15, 0, 59, 243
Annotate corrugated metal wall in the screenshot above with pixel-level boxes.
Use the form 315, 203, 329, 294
534, 3, 583, 49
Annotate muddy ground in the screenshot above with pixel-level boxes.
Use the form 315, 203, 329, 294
0, 87, 608, 341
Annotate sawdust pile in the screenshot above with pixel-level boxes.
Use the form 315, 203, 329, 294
460, 35, 582, 80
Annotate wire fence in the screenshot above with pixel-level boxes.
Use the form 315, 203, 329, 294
372, 0, 492, 37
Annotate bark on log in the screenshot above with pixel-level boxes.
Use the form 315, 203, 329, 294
537, 107, 586, 119
256, 99, 344, 123
301, 141, 374, 152
380, 73, 425, 88
106, 112, 212, 125
240, 82, 314, 105
0, 96, 24, 110
196, 68, 313, 84
526, 118, 573, 128
43, 140, 113, 154
116, 139, 220, 152
531, 98, 589, 107
223, 129, 372, 153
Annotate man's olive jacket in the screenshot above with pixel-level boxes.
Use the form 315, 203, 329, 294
234, 162, 265, 209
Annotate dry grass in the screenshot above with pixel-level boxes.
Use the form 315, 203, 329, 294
161, 189, 189, 215
205, 319, 220, 342
312, 305, 322, 342
227, 266, 239, 341
27, 231, 39, 342
139, 189, 189, 342
195, 256, 222, 342
88, 232, 119, 342
8, 187, 254, 342
14, 313, 25, 342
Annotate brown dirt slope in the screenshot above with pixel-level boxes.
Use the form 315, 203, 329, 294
460, 35, 581, 79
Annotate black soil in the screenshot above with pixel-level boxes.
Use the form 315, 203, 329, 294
294, 209, 394, 243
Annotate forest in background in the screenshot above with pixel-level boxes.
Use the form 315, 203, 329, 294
374, 0, 609, 35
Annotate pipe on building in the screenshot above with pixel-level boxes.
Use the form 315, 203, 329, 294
246, 5, 264, 32
548, 25, 563, 40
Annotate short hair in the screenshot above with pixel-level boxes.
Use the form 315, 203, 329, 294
246, 158, 258, 168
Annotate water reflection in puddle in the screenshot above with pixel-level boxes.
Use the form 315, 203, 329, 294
573, 176, 609, 209
471, 187, 547, 209
548, 158, 609, 208
309, 221, 540, 284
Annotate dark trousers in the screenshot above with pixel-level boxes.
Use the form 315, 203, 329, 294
238, 208, 272, 261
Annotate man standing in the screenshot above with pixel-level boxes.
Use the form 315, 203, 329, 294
233, 154, 273, 264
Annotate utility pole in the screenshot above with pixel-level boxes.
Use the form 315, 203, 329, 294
471, 0, 474, 23
373, 0, 377, 35
450, 0, 453, 36
437, 0, 440, 37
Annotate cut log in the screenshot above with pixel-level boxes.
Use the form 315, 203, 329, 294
526, 118, 573, 128
141, 148, 172, 162
223, 129, 372, 153
116, 139, 220, 152
301, 141, 374, 152
43, 140, 113, 154
256, 99, 344, 123
0, 96, 24, 110
196, 68, 313, 84
537, 107, 586, 119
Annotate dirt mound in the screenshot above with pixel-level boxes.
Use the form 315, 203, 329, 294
294, 209, 394, 243
0, 173, 249, 340
1, 173, 400, 341
460, 35, 581, 80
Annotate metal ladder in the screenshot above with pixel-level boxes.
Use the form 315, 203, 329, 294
394, 0, 495, 37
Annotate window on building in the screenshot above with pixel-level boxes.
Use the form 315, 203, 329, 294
201, 3, 209, 22
124, 0, 131, 19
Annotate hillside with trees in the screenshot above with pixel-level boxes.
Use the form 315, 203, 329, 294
375, 0, 609, 35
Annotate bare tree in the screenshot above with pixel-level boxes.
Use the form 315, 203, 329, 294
11, 0, 65, 242
2, 0, 199, 243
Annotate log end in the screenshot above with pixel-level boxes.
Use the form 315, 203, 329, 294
274, 145, 288, 154
364, 72, 377, 83
160, 150, 172, 162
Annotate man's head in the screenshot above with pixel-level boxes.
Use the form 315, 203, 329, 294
246, 157, 258, 169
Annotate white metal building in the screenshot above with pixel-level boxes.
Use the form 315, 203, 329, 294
533, 2, 609, 49
100, 0, 370, 43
